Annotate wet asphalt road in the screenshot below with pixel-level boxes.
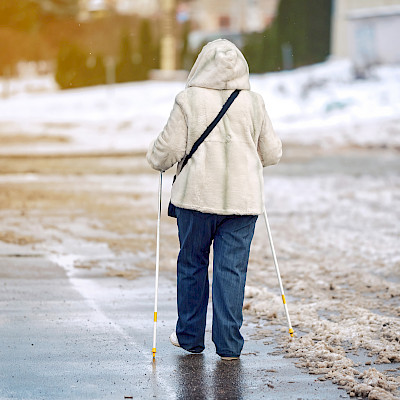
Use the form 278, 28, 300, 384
0, 255, 348, 400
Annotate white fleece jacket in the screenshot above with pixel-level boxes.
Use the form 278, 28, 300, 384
146, 39, 282, 215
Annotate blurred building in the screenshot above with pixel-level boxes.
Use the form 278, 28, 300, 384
331, 0, 400, 59
182, 0, 279, 54
40, 0, 80, 17
78, 0, 113, 19
78, 0, 159, 19
78, 0, 279, 36
112, 0, 159, 17
188, 0, 279, 33
101, 0, 279, 30
347, 5, 400, 70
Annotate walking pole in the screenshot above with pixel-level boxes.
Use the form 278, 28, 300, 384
152, 172, 163, 358
263, 207, 294, 338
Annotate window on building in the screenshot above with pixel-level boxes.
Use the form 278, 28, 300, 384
219, 15, 230, 29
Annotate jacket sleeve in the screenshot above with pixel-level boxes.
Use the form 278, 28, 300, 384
257, 107, 282, 167
146, 99, 188, 172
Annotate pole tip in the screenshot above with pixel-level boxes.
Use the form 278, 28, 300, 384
289, 328, 294, 338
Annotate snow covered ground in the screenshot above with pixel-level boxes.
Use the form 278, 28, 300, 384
0, 60, 399, 398
0, 59, 399, 155
245, 167, 400, 399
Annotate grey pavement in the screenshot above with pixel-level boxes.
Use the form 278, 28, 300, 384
0, 255, 349, 400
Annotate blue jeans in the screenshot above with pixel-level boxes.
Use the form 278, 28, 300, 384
175, 207, 258, 357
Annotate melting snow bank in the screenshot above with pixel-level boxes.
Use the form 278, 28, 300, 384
251, 60, 400, 149
244, 170, 400, 399
0, 60, 399, 155
285, 305, 399, 399
245, 286, 400, 399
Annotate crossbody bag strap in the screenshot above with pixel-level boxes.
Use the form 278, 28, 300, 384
179, 89, 241, 172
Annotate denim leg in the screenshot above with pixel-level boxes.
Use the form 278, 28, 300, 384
212, 215, 258, 357
176, 208, 216, 353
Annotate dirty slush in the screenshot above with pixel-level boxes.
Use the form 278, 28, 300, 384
0, 142, 399, 399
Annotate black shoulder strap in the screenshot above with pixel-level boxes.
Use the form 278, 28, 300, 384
179, 89, 240, 172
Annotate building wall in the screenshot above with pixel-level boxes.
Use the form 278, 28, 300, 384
331, 0, 400, 58
80, 0, 159, 18
78, 0, 116, 19
348, 9, 400, 68
114, 0, 159, 17
190, 0, 279, 33
79, 0, 278, 31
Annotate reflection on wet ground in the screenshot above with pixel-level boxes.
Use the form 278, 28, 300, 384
176, 355, 209, 399
175, 355, 244, 400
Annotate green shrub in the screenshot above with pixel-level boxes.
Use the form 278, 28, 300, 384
243, 0, 332, 73
55, 42, 106, 89
115, 31, 139, 83
86, 55, 106, 86
55, 42, 86, 89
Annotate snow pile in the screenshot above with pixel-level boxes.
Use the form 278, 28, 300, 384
244, 286, 282, 319
243, 168, 400, 399
282, 305, 400, 398
244, 293, 400, 398
0, 60, 399, 155
252, 60, 400, 148
0, 80, 183, 155
0, 74, 57, 97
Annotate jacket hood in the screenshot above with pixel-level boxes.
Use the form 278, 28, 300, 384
186, 39, 250, 90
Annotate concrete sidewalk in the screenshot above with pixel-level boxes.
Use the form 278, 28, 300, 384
0, 255, 348, 400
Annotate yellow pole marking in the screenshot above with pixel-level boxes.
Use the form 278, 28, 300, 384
154, 312, 157, 322
152, 348, 156, 358
282, 295, 286, 304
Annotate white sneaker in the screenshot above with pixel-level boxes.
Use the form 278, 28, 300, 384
170, 332, 203, 354
169, 331, 180, 347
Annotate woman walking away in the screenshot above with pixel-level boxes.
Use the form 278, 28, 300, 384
146, 39, 282, 360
